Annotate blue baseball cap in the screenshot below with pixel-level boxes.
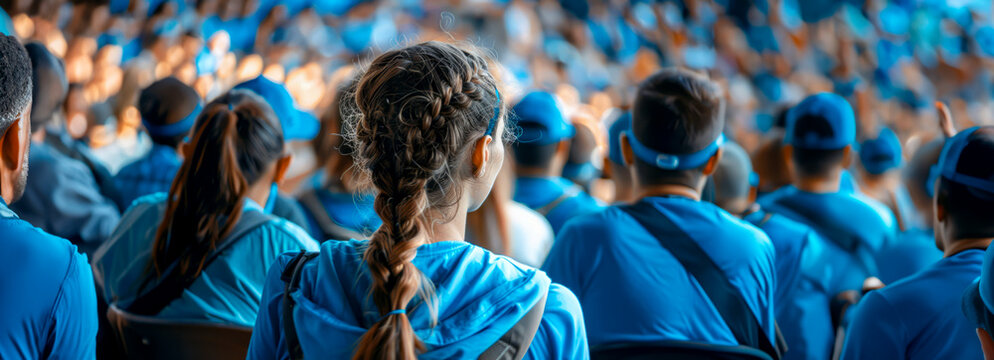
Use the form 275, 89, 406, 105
785, 93, 856, 150
860, 127, 902, 175
963, 243, 994, 335
927, 127, 994, 198
234, 76, 319, 141
607, 112, 632, 165
512, 91, 574, 146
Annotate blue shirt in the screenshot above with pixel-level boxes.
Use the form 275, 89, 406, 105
876, 228, 943, 285
760, 185, 897, 292
514, 176, 604, 234
0, 200, 98, 359
112, 144, 182, 210
11, 141, 120, 256
841, 249, 985, 360
92, 193, 319, 327
248, 240, 588, 359
298, 188, 381, 240
542, 196, 776, 348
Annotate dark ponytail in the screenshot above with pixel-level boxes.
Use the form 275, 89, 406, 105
144, 90, 284, 286
348, 41, 503, 360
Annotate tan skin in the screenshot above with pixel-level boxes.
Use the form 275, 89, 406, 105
181, 142, 293, 209
619, 132, 723, 201
1, 105, 31, 204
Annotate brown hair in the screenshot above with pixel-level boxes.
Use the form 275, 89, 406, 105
348, 41, 503, 360
144, 90, 285, 286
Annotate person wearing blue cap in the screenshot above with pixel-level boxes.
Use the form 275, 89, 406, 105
92, 90, 319, 327
845, 126, 994, 360
111, 77, 201, 210
760, 93, 897, 295
234, 76, 320, 231
543, 68, 777, 354
562, 121, 601, 190
858, 127, 917, 233
713, 141, 851, 360
512, 91, 604, 234
873, 139, 944, 284
603, 111, 634, 203
0, 34, 98, 360
11, 42, 121, 257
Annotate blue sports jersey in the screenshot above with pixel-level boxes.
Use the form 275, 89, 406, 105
760, 185, 897, 292
92, 193, 319, 326
542, 196, 776, 348
841, 249, 985, 360
513, 176, 604, 234
112, 144, 182, 210
876, 227, 943, 285
0, 199, 98, 359
247, 240, 588, 359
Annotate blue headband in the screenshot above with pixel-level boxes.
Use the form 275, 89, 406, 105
626, 131, 725, 170
927, 127, 994, 197
484, 88, 501, 136
144, 102, 202, 137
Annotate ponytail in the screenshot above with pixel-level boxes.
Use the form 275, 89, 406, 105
144, 90, 284, 288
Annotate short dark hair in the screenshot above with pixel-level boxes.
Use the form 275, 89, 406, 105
25, 42, 67, 132
139, 77, 201, 148
0, 35, 32, 135
790, 114, 847, 177
631, 68, 725, 188
936, 128, 994, 239
513, 141, 561, 168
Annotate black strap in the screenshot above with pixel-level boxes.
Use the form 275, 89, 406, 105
279, 251, 548, 360
620, 201, 783, 360
126, 210, 275, 315
297, 188, 366, 241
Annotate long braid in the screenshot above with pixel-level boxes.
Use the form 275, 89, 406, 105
348, 42, 502, 360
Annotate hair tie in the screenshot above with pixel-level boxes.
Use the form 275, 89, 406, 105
228, 102, 235, 111
380, 308, 406, 321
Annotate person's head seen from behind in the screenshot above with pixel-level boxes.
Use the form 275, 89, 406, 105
932, 127, 994, 253
0, 35, 33, 204
511, 91, 572, 177
782, 93, 857, 192
712, 141, 756, 215
24, 42, 67, 133
348, 41, 505, 359
138, 77, 203, 149
146, 90, 291, 288
620, 67, 725, 200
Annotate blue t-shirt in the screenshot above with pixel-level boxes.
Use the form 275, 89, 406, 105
92, 193, 319, 326
841, 249, 985, 360
112, 144, 182, 210
760, 185, 897, 292
876, 228, 943, 285
247, 240, 588, 359
0, 200, 97, 359
542, 196, 776, 348
514, 176, 604, 234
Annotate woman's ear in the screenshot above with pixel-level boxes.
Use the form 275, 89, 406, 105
472, 135, 493, 178
273, 155, 293, 184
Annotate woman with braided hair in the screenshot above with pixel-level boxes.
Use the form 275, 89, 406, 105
248, 41, 588, 359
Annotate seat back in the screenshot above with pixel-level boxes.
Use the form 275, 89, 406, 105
591, 340, 774, 360
106, 304, 252, 360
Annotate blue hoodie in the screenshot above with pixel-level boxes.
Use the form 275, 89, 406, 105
248, 240, 588, 359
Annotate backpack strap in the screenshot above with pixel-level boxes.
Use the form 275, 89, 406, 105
126, 210, 275, 315
772, 195, 878, 277
620, 200, 784, 360
535, 185, 582, 216
298, 188, 366, 241
478, 292, 548, 360
281, 250, 320, 360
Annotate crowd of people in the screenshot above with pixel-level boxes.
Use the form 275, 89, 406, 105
4, 0, 994, 359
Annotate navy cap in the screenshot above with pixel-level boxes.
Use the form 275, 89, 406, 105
234, 76, 319, 141
860, 127, 903, 175
785, 93, 856, 150
512, 91, 574, 146
607, 112, 632, 165
927, 127, 994, 198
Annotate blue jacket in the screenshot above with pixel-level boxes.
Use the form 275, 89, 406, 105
92, 193, 319, 326
0, 200, 97, 359
542, 196, 776, 348
11, 141, 120, 256
112, 144, 182, 210
514, 176, 604, 234
248, 240, 589, 359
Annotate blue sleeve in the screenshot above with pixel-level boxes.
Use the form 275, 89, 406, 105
39, 160, 120, 246
541, 218, 601, 302
247, 253, 296, 360
523, 284, 589, 360
840, 291, 906, 360
47, 251, 98, 360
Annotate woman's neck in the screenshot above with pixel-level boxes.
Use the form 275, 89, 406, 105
414, 199, 470, 245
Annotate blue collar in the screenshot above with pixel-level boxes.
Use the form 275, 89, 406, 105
0, 198, 16, 219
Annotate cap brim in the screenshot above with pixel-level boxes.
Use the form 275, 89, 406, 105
964, 278, 994, 333
283, 110, 320, 141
